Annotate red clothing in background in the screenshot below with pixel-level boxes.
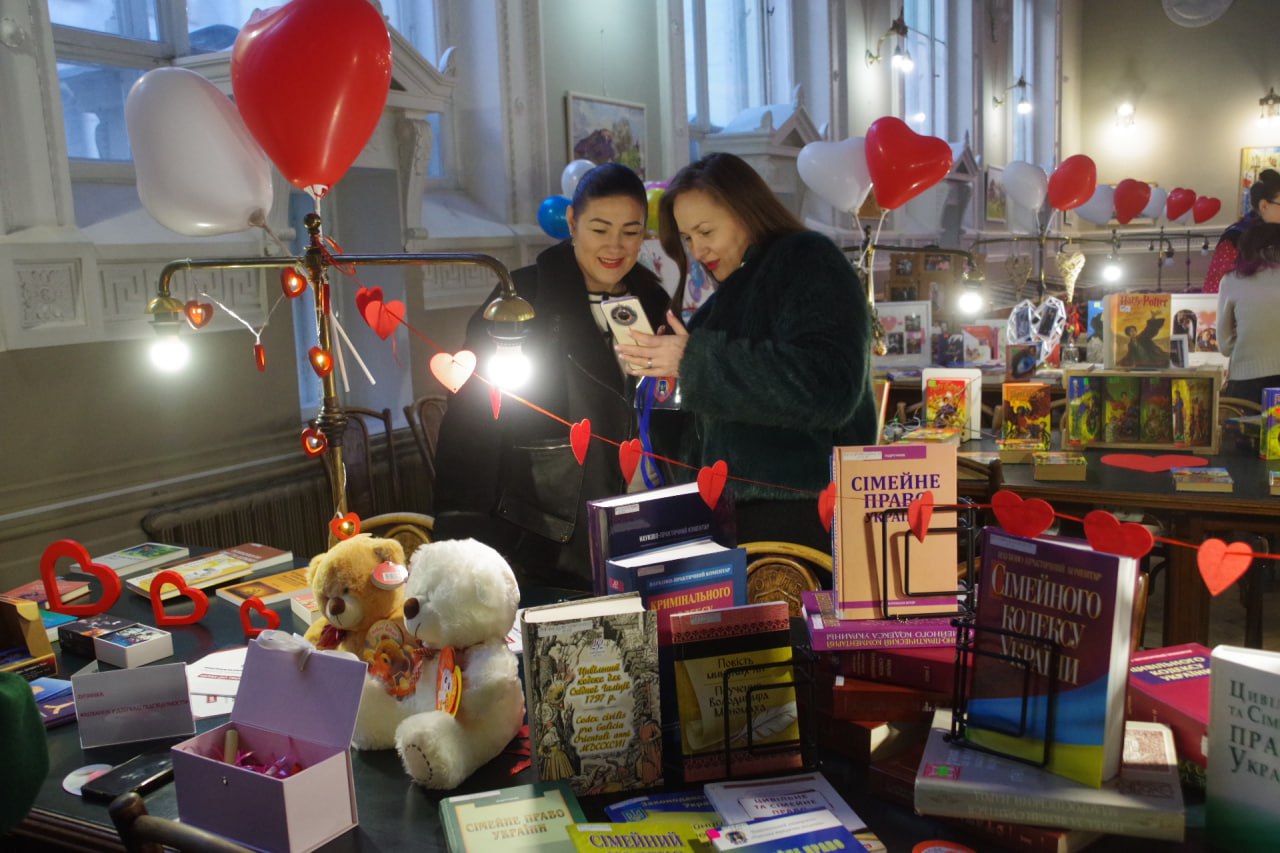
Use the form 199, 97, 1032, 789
1202, 239, 1237, 294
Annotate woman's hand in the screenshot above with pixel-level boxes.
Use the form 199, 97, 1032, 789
616, 310, 689, 377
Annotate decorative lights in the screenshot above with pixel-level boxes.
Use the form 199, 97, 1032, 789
866, 8, 913, 73
1260, 87, 1280, 126
993, 75, 1032, 114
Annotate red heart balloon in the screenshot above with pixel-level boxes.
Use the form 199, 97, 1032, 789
240, 597, 281, 639
300, 426, 328, 457
184, 300, 213, 329
231, 0, 392, 194
354, 285, 383, 316
1113, 179, 1152, 225
39, 539, 122, 617
430, 350, 476, 393
1100, 453, 1207, 473
864, 116, 954, 210
280, 268, 307, 299
1166, 187, 1196, 222
1047, 155, 1097, 211
991, 490, 1055, 539
149, 570, 210, 626
1197, 538, 1253, 597
569, 419, 592, 465
697, 460, 729, 510
907, 491, 935, 543
1082, 510, 1154, 560
362, 298, 404, 340
330, 512, 361, 540
1193, 196, 1222, 224
308, 346, 334, 378
490, 386, 502, 420
618, 439, 643, 483
817, 482, 837, 534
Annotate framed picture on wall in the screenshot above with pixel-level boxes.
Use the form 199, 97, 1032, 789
874, 300, 933, 368
985, 166, 1007, 224
1240, 146, 1280, 216
566, 92, 647, 179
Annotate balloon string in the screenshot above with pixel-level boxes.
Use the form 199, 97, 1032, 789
200, 290, 261, 336
332, 320, 351, 394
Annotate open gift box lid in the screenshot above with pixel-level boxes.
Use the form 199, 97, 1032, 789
234, 632, 367, 744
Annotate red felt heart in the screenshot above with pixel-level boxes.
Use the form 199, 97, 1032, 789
239, 597, 281, 639
281, 267, 308, 299
1197, 538, 1254, 597
864, 116, 954, 210
308, 346, 334, 378
330, 512, 361, 540
1100, 453, 1207, 473
991, 490, 1056, 539
907, 491, 935, 543
490, 386, 502, 420
300, 427, 327, 457
618, 439, 643, 483
354, 285, 383, 316
184, 300, 213, 329
430, 350, 476, 393
697, 460, 729, 510
569, 419, 592, 465
362, 298, 404, 339
817, 481, 837, 534
39, 539, 122, 617
149, 570, 210, 626
1083, 509, 1154, 560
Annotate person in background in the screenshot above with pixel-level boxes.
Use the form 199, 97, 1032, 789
1218, 220, 1280, 401
1202, 168, 1280, 293
432, 163, 671, 590
615, 152, 877, 553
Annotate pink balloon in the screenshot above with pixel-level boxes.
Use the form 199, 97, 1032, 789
1047, 155, 1097, 212
1113, 179, 1152, 225
864, 117, 953, 210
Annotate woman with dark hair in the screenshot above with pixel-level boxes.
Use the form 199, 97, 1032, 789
1218, 221, 1280, 401
1203, 168, 1280, 293
432, 163, 671, 589
614, 152, 876, 552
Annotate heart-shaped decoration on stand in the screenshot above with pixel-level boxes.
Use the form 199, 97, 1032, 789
184, 300, 213, 329
300, 427, 327, 457
991, 490, 1055, 539
1082, 509, 1154, 559
362, 298, 405, 340
618, 439, 643, 483
39, 539, 122, 617
907, 491, 935, 543
569, 419, 592, 465
1197, 538, 1254, 596
817, 482, 837, 534
239, 597, 281, 638
308, 346, 334, 378
280, 267, 308, 298
430, 350, 476, 393
490, 386, 502, 420
149, 570, 210, 626
330, 512, 361, 540
697, 460, 729, 510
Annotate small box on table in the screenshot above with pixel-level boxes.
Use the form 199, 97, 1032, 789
93, 624, 173, 668
172, 635, 368, 852
0, 596, 56, 680
58, 613, 137, 658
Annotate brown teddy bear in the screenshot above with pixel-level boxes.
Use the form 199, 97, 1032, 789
302, 534, 407, 657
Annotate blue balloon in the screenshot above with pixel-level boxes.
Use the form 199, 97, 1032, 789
537, 195, 571, 240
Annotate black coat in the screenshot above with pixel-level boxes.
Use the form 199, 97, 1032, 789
432, 241, 672, 588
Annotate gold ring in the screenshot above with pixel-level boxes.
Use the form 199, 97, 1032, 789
647, 357, 653, 369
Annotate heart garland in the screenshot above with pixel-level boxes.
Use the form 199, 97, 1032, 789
308, 346, 334, 378
430, 351, 476, 393
39, 539, 121, 617
817, 482, 837, 534
300, 427, 328, 457
184, 300, 213, 329
355, 286, 383, 316
239, 597, 281, 638
569, 419, 592, 465
149, 570, 210, 626
281, 268, 308, 299
907, 491, 935, 543
1197, 538, 1253, 597
330, 512, 361, 540
1082, 509, 1154, 560
618, 439, 643, 483
362, 297, 405, 340
696, 460, 728, 510
991, 490, 1056, 539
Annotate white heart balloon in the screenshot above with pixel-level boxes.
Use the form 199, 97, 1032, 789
126, 67, 273, 237
1074, 184, 1115, 226
797, 137, 871, 213
1003, 160, 1048, 211
560, 159, 597, 199
1142, 186, 1168, 221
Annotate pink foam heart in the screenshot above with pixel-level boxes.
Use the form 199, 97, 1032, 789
618, 439, 643, 483
1100, 454, 1207, 473
430, 350, 476, 393
991, 490, 1055, 539
697, 460, 729, 510
817, 482, 837, 534
362, 298, 404, 340
1083, 509, 1154, 559
907, 491, 935, 543
569, 419, 591, 466
354, 285, 383, 316
1198, 538, 1254, 597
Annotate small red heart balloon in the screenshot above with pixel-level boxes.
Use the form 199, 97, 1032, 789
1166, 187, 1196, 221
149, 570, 210, 626
618, 439, 643, 483
40, 539, 122, 617
1197, 538, 1253, 597
239, 597, 281, 639
280, 267, 307, 298
817, 481, 837, 534
1047, 154, 1097, 211
569, 419, 592, 465
697, 460, 729, 510
362, 298, 404, 339
184, 299, 213, 329
330, 512, 361, 540
308, 346, 334, 378
991, 490, 1056, 539
430, 351, 477, 393
300, 427, 328, 457
907, 491, 935, 543
1113, 178, 1152, 225
864, 116, 954, 210
1082, 509, 1154, 560
1193, 196, 1222, 224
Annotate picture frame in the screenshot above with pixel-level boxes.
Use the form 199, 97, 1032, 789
1240, 146, 1280, 216
874, 300, 933, 368
985, 166, 1007, 224
1170, 334, 1189, 369
566, 92, 647, 179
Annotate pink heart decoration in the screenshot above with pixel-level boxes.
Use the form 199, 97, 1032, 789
618, 439, 643, 483
1083, 510, 1154, 560
362, 298, 404, 339
239, 597, 281, 639
1197, 538, 1254, 597
991, 490, 1056, 539
864, 117, 954, 210
490, 386, 502, 420
1100, 454, 1207, 473
907, 491, 935, 543
149, 570, 211, 626
429, 350, 476, 393
354, 285, 383, 316
300, 427, 327, 457
817, 482, 837, 534
184, 300, 213, 329
569, 419, 591, 466
696, 460, 729, 510
39, 539, 122, 617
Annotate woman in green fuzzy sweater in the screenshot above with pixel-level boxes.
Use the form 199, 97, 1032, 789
615, 152, 877, 551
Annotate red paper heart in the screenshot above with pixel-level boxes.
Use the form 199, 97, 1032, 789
907, 491, 935, 543
697, 460, 729, 510
39, 539, 122, 617
280, 267, 308, 298
362, 298, 404, 339
149, 570, 210, 626
300, 427, 327, 457
864, 116, 954, 210
569, 419, 592, 465
817, 482, 837, 534
430, 350, 476, 393
1083, 510, 1154, 560
490, 386, 502, 419
184, 300, 213, 329
991, 490, 1056, 539
308, 346, 334, 378
618, 439, 643, 483
354, 285, 383, 316
330, 512, 361, 540
239, 597, 281, 639
1100, 454, 1207, 473
1197, 538, 1254, 597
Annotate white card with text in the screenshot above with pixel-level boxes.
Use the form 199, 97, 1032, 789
72, 662, 194, 748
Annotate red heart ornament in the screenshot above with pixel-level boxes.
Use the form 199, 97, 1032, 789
569, 419, 592, 465
1166, 187, 1196, 222
1100, 453, 1207, 473
490, 386, 502, 419
430, 350, 476, 393
697, 460, 729, 510
817, 481, 837, 534
1113, 178, 1152, 225
1083, 510, 1154, 560
907, 491, 935, 543
184, 299, 213, 329
991, 490, 1056, 539
618, 439, 643, 483
239, 597, 281, 638
355, 285, 383, 316
362, 298, 404, 339
39, 539, 122, 617
149, 570, 210, 626
280, 267, 308, 298
864, 116, 954, 210
330, 512, 361, 540
300, 427, 327, 457
308, 346, 334, 378
1193, 196, 1222, 224
253, 342, 267, 372
1197, 538, 1254, 597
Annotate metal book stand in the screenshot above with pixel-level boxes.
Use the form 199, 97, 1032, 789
715, 655, 819, 779
874, 497, 980, 619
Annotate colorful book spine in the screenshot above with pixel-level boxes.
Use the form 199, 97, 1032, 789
1171, 377, 1213, 447
1103, 376, 1140, 443
1139, 376, 1174, 443
605, 545, 747, 645
1065, 374, 1101, 445
802, 591, 957, 650
1262, 387, 1280, 460
827, 675, 950, 721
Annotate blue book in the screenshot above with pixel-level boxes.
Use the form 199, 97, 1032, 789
708, 809, 868, 852
604, 791, 715, 822
605, 539, 747, 639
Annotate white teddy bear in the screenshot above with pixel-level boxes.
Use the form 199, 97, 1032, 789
351, 538, 525, 790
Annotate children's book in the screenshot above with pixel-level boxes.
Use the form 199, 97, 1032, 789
1006, 342, 1040, 381
92, 542, 190, 578
215, 566, 311, 606
1127, 643, 1210, 778
127, 544, 292, 600
1102, 376, 1140, 444
1000, 382, 1052, 451
801, 591, 956, 650
2, 578, 89, 608
1139, 376, 1174, 443
1262, 387, 1280, 460
1103, 292, 1171, 369
702, 770, 866, 833
1032, 452, 1088, 482
1171, 376, 1213, 448
707, 809, 868, 853
921, 367, 982, 438
1065, 374, 1101, 446
1170, 466, 1233, 493
438, 781, 585, 853
1206, 646, 1280, 847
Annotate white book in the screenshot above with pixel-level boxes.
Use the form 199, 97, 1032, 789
1206, 645, 1280, 847
92, 542, 190, 578
702, 770, 866, 833
920, 367, 983, 439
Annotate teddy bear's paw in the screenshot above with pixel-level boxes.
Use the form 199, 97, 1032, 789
396, 713, 469, 789
398, 740, 440, 788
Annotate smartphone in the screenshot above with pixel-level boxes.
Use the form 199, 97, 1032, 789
601, 296, 655, 369
80, 750, 175, 803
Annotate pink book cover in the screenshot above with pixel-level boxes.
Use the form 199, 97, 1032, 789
818, 645, 958, 694
802, 591, 956, 651
1127, 643, 1211, 768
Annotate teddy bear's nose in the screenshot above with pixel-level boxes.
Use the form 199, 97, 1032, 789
403, 597, 419, 620
329, 598, 346, 615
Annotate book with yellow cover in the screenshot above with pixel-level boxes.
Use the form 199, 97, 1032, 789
1103, 292, 1171, 369
566, 819, 704, 853
1033, 451, 1088, 481
216, 566, 310, 606
1001, 381, 1052, 451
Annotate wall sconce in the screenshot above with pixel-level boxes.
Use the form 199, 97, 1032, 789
1116, 101, 1136, 128
1259, 87, 1280, 126
866, 8, 913, 72
992, 75, 1032, 114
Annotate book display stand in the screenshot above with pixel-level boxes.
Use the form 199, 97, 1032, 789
874, 499, 980, 619
717, 656, 819, 778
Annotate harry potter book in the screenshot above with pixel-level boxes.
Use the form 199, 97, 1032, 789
1102, 376, 1140, 444
1171, 376, 1213, 448
1103, 292, 1171, 369
921, 367, 982, 438
1262, 387, 1280, 460
1065, 374, 1101, 446
1000, 381, 1052, 452
1139, 376, 1174, 443
1206, 646, 1280, 847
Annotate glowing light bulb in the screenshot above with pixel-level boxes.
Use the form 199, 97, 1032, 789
892, 48, 914, 73
910, 112, 927, 125
1017, 98, 1033, 115
957, 289, 985, 315
149, 335, 190, 373
489, 343, 531, 390
1102, 259, 1123, 283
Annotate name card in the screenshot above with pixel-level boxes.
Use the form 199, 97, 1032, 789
72, 662, 195, 748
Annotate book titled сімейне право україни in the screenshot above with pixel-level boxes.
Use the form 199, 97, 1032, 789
438, 780, 585, 853
1206, 645, 1280, 848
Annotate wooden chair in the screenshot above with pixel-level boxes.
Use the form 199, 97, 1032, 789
403, 394, 448, 509
311, 406, 400, 518
109, 792, 253, 853
742, 540, 831, 617
361, 511, 434, 561
1217, 395, 1263, 421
